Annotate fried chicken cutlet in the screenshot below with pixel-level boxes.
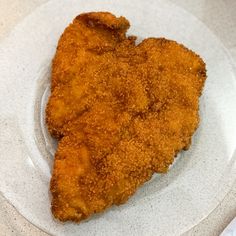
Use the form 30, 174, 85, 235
46, 12, 207, 222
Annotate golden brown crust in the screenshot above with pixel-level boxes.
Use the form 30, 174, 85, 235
75, 12, 130, 30
46, 12, 206, 222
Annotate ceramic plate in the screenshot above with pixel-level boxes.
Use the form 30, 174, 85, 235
0, 0, 236, 235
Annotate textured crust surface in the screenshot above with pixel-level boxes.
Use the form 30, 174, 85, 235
46, 12, 206, 222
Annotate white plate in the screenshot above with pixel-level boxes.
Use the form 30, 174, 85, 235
0, 0, 236, 235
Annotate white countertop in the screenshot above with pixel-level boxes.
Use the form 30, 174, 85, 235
0, 0, 235, 235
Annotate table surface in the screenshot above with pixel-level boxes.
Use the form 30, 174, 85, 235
0, 0, 235, 235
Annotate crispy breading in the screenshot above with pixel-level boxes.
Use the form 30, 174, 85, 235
46, 12, 206, 222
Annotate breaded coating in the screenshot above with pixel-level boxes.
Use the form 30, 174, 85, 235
46, 12, 207, 222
